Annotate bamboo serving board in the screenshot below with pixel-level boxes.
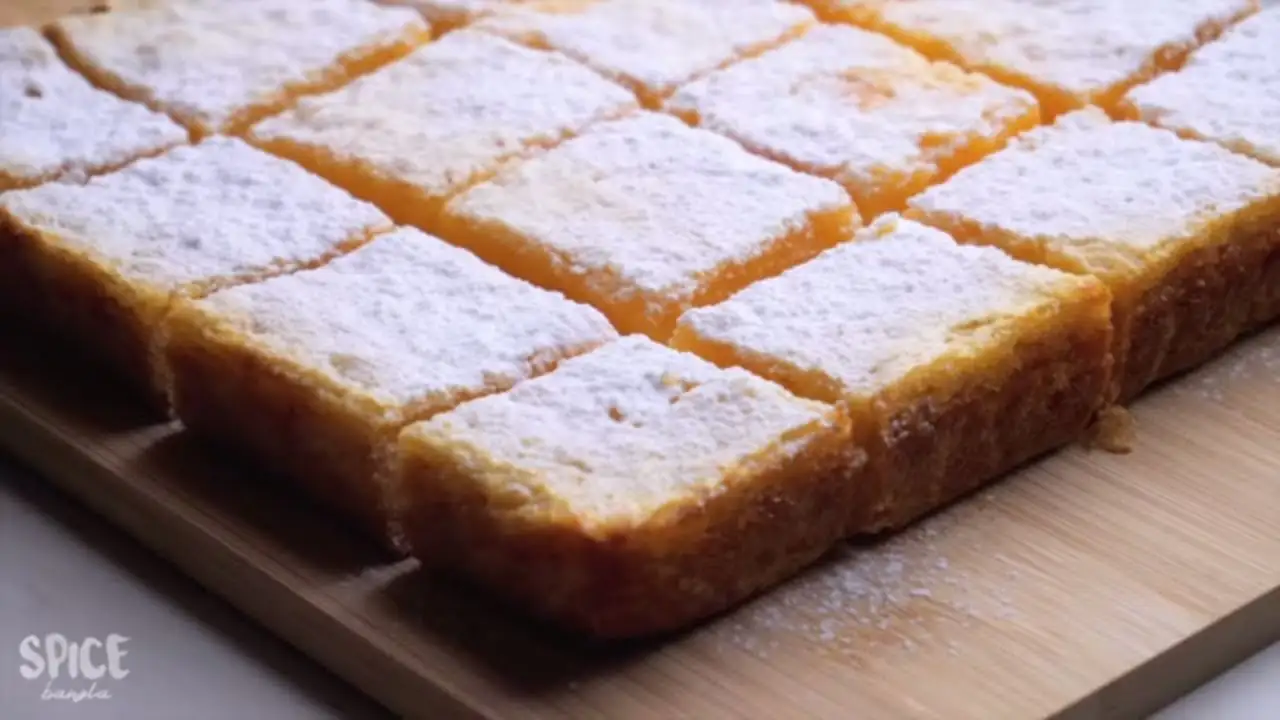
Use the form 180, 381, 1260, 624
4, 2, 1280, 718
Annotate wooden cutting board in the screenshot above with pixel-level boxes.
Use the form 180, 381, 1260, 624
4, 2, 1280, 718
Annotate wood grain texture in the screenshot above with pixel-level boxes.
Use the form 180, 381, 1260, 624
3, 2, 1279, 718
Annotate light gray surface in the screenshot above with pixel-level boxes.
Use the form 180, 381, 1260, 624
0, 454, 1276, 719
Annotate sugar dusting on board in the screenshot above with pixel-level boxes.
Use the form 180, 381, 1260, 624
712, 492, 1022, 660
1168, 329, 1280, 403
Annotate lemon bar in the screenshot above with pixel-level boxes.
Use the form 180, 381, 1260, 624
0, 27, 186, 191
0, 137, 391, 400
47, 0, 430, 137
163, 227, 615, 547
812, 0, 1258, 118
248, 30, 636, 237
1120, 6, 1280, 167
439, 111, 857, 341
473, 0, 814, 107
673, 215, 1112, 533
908, 109, 1280, 403
397, 335, 859, 637
667, 24, 1038, 218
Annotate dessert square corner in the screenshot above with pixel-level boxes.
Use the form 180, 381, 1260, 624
671, 214, 1114, 532
394, 335, 860, 638
907, 108, 1280, 402
438, 111, 858, 341
160, 226, 616, 548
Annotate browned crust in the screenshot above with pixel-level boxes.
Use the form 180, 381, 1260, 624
0, 214, 167, 408
161, 304, 405, 554
1119, 217, 1278, 403
398, 425, 866, 639
855, 309, 1113, 534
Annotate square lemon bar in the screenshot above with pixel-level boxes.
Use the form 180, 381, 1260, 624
673, 216, 1112, 533
163, 227, 615, 548
0, 26, 186, 191
248, 30, 637, 237
1120, 6, 1280, 167
47, 0, 430, 137
439, 111, 857, 340
810, 0, 1258, 118
0, 137, 391, 400
397, 335, 859, 637
472, 0, 814, 107
667, 24, 1038, 218
909, 109, 1280, 403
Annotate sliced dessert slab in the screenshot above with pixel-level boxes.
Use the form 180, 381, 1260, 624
473, 0, 814, 107
439, 111, 857, 340
672, 215, 1112, 533
908, 109, 1280, 402
667, 24, 1038, 218
0, 26, 186, 191
806, 0, 1258, 118
0, 137, 392, 400
248, 30, 637, 237
162, 226, 616, 549
397, 335, 859, 637
47, 0, 430, 137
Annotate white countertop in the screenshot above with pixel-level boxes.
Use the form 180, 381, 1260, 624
1, 455, 1276, 719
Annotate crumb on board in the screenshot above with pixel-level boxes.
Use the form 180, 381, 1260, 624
1084, 405, 1136, 454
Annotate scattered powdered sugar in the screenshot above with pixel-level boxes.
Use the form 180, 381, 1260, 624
713, 498, 1022, 659
1169, 328, 1280, 403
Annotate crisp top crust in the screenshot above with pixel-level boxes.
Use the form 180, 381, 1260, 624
667, 24, 1036, 196
446, 111, 851, 300
0, 26, 185, 187
1124, 6, 1280, 166
474, 0, 813, 99
843, 0, 1256, 101
51, 0, 427, 132
909, 109, 1280, 274
406, 335, 836, 524
678, 215, 1088, 399
250, 30, 636, 201
192, 227, 616, 410
0, 137, 391, 292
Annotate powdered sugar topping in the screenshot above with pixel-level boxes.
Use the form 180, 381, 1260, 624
0, 26, 186, 189
0, 137, 391, 293
668, 24, 1036, 211
1124, 6, 1280, 166
250, 30, 636, 203
446, 112, 851, 319
193, 227, 617, 411
678, 215, 1087, 399
406, 336, 837, 525
52, 0, 427, 133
